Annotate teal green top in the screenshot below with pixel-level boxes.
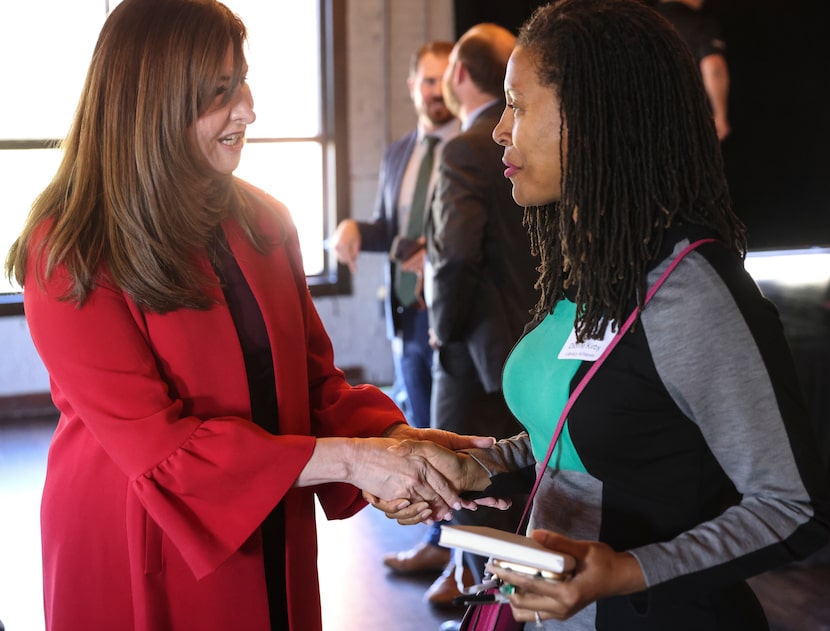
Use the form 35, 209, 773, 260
502, 301, 587, 473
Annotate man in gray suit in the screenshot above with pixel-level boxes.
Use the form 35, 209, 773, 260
422, 22, 540, 604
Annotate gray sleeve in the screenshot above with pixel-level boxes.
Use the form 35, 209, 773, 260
465, 432, 535, 477
630, 248, 822, 586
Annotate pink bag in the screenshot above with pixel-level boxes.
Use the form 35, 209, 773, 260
459, 597, 521, 631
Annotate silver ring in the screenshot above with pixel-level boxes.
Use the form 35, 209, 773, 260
534, 610, 543, 627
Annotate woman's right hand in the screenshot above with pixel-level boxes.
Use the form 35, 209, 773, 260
295, 437, 478, 522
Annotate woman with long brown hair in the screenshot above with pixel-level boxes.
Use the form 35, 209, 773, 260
5, 1, 496, 629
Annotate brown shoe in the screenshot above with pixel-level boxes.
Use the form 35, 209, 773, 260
424, 564, 475, 607
382, 542, 451, 574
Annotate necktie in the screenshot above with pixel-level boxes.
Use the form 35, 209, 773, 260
395, 135, 439, 307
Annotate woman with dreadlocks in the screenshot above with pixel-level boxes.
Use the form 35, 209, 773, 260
370, 0, 829, 628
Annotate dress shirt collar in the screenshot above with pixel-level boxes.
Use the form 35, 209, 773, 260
462, 99, 501, 131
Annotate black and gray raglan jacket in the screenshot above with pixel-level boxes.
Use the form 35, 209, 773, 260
468, 226, 830, 630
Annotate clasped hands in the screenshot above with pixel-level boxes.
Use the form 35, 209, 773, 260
361, 424, 510, 524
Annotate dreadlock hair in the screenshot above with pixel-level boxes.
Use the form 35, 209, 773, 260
518, 0, 747, 341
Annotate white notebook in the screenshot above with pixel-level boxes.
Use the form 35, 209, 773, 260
438, 525, 576, 575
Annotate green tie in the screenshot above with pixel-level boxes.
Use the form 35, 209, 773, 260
395, 135, 439, 307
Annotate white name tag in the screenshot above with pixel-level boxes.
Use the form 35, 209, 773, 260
558, 323, 617, 361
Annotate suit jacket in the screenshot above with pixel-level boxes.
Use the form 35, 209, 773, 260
26, 181, 404, 631
357, 130, 418, 339
427, 102, 539, 392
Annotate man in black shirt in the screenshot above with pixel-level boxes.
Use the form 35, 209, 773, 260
656, 0, 731, 140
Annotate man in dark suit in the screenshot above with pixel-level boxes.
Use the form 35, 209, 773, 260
423, 22, 540, 604
330, 41, 459, 433
329, 41, 461, 584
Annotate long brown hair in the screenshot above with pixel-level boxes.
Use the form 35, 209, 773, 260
518, 0, 747, 340
6, 0, 270, 313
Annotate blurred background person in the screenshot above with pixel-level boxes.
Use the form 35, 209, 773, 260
329, 39, 462, 585
330, 41, 459, 431
421, 22, 540, 607
655, 0, 731, 140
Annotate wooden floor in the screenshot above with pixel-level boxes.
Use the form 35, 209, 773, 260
1, 415, 829, 630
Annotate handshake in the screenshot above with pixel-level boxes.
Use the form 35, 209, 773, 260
351, 424, 649, 627
356, 424, 512, 525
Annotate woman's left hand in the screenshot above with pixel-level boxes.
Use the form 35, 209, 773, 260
384, 424, 496, 451
362, 487, 514, 525
488, 530, 647, 624
362, 490, 434, 525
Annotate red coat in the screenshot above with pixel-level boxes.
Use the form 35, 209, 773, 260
25, 181, 404, 631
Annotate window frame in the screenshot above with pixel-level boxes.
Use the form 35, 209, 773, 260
0, 0, 349, 317
312, 0, 351, 298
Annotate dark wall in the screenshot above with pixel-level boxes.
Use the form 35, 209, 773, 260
454, 0, 548, 34
454, 0, 830, 250
716, 0, 829, 249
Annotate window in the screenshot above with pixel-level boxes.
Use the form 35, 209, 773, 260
0, 0, 348, 315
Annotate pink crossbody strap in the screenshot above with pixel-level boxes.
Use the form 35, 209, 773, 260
517, 238, 716, 530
